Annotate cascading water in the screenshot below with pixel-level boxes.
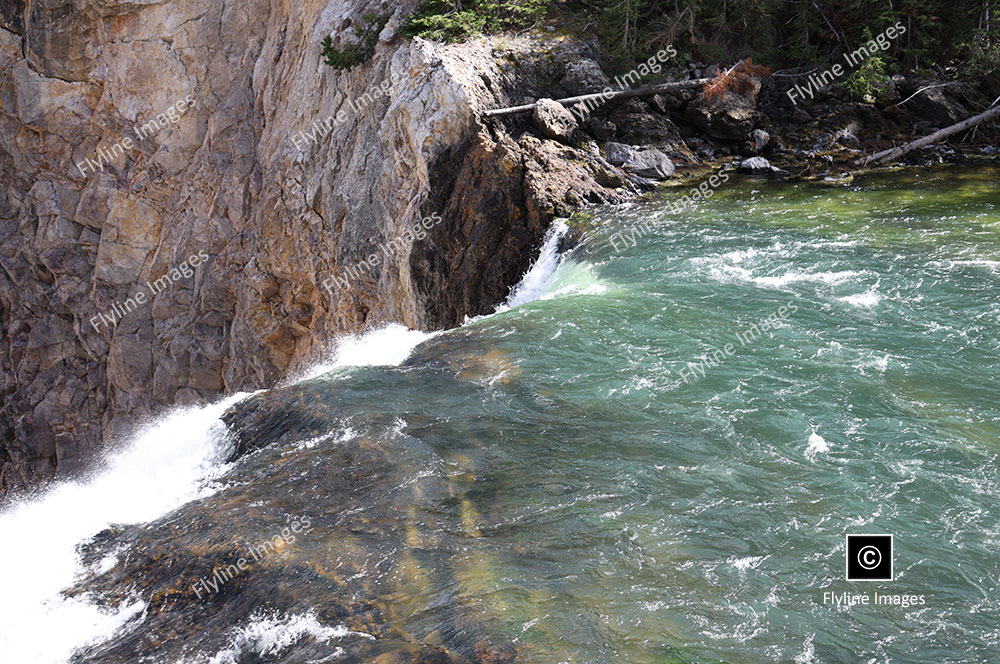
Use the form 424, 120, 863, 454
4, 168, 1000, 664
0, 395, 245, 662
0, 220, 574, 664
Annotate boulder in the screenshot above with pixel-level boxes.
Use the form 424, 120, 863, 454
604, 141, 633, 166
687, 91, 759, 140
614, 109, 683, 144
560, 58, 612, 94
908, 86, 970, 126
588, 117, 617, 142
750, 128, 770, 152
604, 142, 675, 179
627, 148, 675, 179
532, 98, 578, 142
737, 157, 789, 177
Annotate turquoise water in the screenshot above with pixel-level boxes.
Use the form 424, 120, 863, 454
7, 167, 998, 663
376, 167, 1000, 663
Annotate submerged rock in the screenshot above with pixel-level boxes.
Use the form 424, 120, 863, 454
221, 385, 337, 462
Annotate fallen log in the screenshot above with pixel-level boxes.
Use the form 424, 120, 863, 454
856, 104, 1000, 167
481, 78, 713, 118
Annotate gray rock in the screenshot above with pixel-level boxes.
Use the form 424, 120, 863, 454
737, 157, 789, 177
604, 142, 674, 179
560, 58, 612, 94
738, 156, 773, 173
604, 141, 634, 166
648, 94, 670, 115
909, 86, 970, 126
626, 148, 675, 179
532, 98, 578, 142
588, 117, 617, 142
750, 128, 770, 152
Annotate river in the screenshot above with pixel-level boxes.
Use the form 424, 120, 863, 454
2, 166, 998, 663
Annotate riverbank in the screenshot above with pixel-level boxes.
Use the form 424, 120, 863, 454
1, 1, 997, 496
477, 32, 1000, 197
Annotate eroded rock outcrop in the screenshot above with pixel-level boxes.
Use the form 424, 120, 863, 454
0, 2, 646, 493
686, 75, 762, 140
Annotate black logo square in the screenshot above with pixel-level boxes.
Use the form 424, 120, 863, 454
846, 534, 893, 581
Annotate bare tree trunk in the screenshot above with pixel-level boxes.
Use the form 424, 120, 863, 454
987, 0, 993, 46
481, 78, 713, 118
624, 0, 631, 54
855, 105, 1000, 167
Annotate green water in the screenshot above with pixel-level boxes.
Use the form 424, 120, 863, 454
60, 166, 998, 663
369, 166, 1000, 663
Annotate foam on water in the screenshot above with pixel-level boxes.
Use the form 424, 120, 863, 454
296, 323, 436, 382
838, 288, 882, 308
0, 392, 250, 663
805, 432, 830, 460
198, 612, 374, 664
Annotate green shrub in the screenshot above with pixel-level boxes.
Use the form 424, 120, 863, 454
839, 29, 893, 102
842, 53, 892, 102
401, 0, 552, 43
321, 13, 389, 70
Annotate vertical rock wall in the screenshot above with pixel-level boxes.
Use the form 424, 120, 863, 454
0, 0, 627, 493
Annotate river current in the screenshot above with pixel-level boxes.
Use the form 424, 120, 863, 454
1, 166, 998, 663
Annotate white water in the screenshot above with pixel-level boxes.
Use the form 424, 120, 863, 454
197, 611, 374, 664
498, 219, 570, 311
295, 323, 436, 382
0, 228, 573, 663
0, 393, 248, 663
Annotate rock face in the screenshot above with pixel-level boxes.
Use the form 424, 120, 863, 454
0, 2, 633, 493
531, 98, 577, 142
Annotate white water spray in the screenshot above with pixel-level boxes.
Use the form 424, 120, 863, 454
0, 218, 585, 662
499, 219, 570, 311
0, 324, 438, 663
0, 393, 248, 663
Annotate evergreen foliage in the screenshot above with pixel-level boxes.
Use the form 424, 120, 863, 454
398, 0, 995, 80
842, 30, 893, 102
321, 13, 389, 70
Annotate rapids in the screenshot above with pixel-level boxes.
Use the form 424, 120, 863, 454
2, 166, 998, 664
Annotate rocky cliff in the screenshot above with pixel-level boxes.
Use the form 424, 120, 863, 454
5, 0, 995, 495
0, 0, 639, 493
